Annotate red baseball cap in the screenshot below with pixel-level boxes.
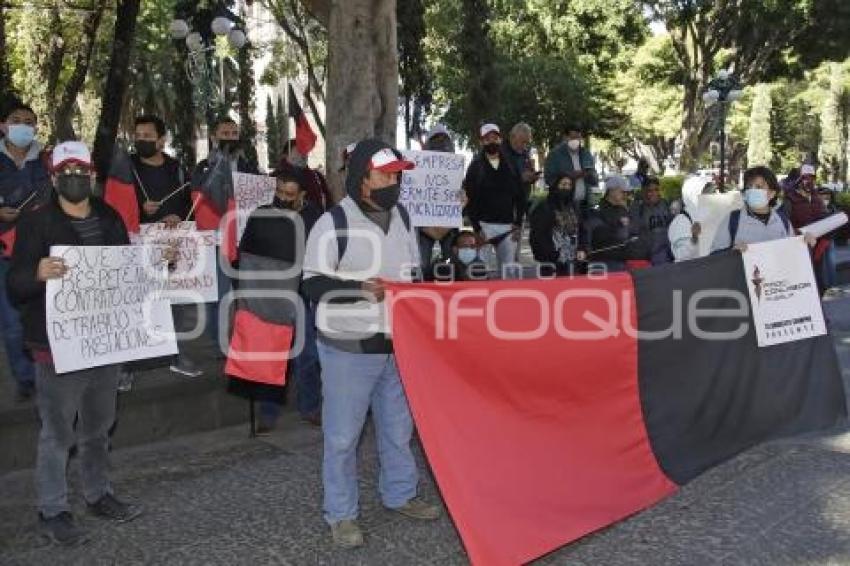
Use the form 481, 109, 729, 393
368, 148, 415, 173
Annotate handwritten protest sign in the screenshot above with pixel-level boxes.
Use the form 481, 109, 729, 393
46, 245, 178, 373
697, 192, 743, 257
233, 172, 276, 242
400, 150, 465, 227
742, 236, 826, 347
136, 221, 218, 304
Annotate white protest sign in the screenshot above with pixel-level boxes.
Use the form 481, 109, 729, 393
233, 172, 276, 242
400, 150, 465, 228
136, 222, 218, 304
46, 245, 178, 373
697, 192, 743, 257
741, 236, 826, 347
799, 212, 849, 238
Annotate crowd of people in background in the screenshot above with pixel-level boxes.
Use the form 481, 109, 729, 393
0, 94, 844, 548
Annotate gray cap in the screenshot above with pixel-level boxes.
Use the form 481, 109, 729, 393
604, 175, 631, 193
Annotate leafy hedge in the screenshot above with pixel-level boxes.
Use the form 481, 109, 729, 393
659, 175, 686, 203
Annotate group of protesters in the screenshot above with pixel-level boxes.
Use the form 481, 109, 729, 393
0, 96, 843, 549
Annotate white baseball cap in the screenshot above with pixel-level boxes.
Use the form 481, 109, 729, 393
801, 164, 816, 177
52, 141, 92, 172
426, 124, 450, 141
479, 123, 501, 138
368, 148, 415, 173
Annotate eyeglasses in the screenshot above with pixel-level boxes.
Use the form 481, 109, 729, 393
56, 165, 91, 176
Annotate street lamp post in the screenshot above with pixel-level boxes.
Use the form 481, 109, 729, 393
702, 70, 743, 190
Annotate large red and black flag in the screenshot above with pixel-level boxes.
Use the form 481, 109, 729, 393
225, 252, 301, 385
103, 148, 140, 234
288, 84, 317, 156
386, 251, 846, 566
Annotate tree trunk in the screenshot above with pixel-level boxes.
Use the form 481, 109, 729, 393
92, 0, 141, 180
0, 2, 12, 100
53, 1, 107, 141
324, 0, 398, 200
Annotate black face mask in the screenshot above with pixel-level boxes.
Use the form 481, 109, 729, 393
369, 183, 401, 211
218, 139, 240, 154
273, 196, 297, 210
136, 140, 159, 159
555, 190, 573, 206
57, 174, 92, 204
484, 143, 501, 156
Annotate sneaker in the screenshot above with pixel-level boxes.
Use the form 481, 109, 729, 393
39, 512, 90, 546
388, 497, 440, 521
87, 494, 143, 523
330, 519, 364, 548
117, 370, 134, 393
169, 354, 203, 378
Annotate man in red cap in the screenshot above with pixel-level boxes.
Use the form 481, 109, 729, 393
8, 141, 143, 546
302, 138, 440, 549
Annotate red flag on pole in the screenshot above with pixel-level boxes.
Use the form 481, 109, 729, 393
288, 84, 317, 156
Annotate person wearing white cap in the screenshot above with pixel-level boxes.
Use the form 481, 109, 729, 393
423, 123, 455, 153
463, 122, 526, 272
783, 163, 835, 294
302, 138, 440, 549
7, 141, 144, 545
417, 124, 458, 275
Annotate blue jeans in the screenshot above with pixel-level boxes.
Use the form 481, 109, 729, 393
0, 259, 34, 389
318, 341, 418, 523
206, 251, 232, 352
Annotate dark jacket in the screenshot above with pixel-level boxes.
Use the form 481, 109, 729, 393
239, 200, 321, 263
0, 140, 52, 235
130, 153, 191, 222
463, 150, 525, 231
8, 198, 130, 349
192, 152, 260, 214
584, 200, 647, 263
784, 188, 829, 231
529, 191, 585, 268
543, 142, 598, 191
629, 198, 672, 264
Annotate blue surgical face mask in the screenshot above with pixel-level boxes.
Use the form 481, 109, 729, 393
457, 248, 478, 265
744, 187, 769, 209
6, 124, 35, 148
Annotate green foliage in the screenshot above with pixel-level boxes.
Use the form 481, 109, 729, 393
266, 95, 279, 168
237, 44, 258, 170
819, 63, 845, 181
659, 175, 685, 203
747, 84, 773, 167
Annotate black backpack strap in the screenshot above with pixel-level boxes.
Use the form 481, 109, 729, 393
727, 209, 742, 249
329, 205, 348, 262
396, 202, 411, 232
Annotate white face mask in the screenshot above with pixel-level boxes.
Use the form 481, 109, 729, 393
567, 139, 581, 151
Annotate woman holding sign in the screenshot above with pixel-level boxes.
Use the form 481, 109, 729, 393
7, 142, 143, 546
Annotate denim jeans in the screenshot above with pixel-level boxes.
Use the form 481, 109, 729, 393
0, 259, 34, 389
35, 362, 120, 518
318, 341, 417, 523
206, 251, 233, 353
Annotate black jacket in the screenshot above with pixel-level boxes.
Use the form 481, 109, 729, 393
584, 200, 647, 262
130, 153, 191, 222
529, 194, 585, 265
464, 151, 526, 231
239, 200, 321, 263
8, 198, 130, 349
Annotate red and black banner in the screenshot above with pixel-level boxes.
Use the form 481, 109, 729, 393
288, 84, 317, 156
386, 251, 846, 566
225, 252, 300, 386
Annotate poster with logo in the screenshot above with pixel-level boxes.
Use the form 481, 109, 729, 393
696, 192, 743, 257
400, 150, 465, 228
233, 172, 276, 242
741, 236, 826, 347
136, 221, 218, 304
46, 245, 178, 373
